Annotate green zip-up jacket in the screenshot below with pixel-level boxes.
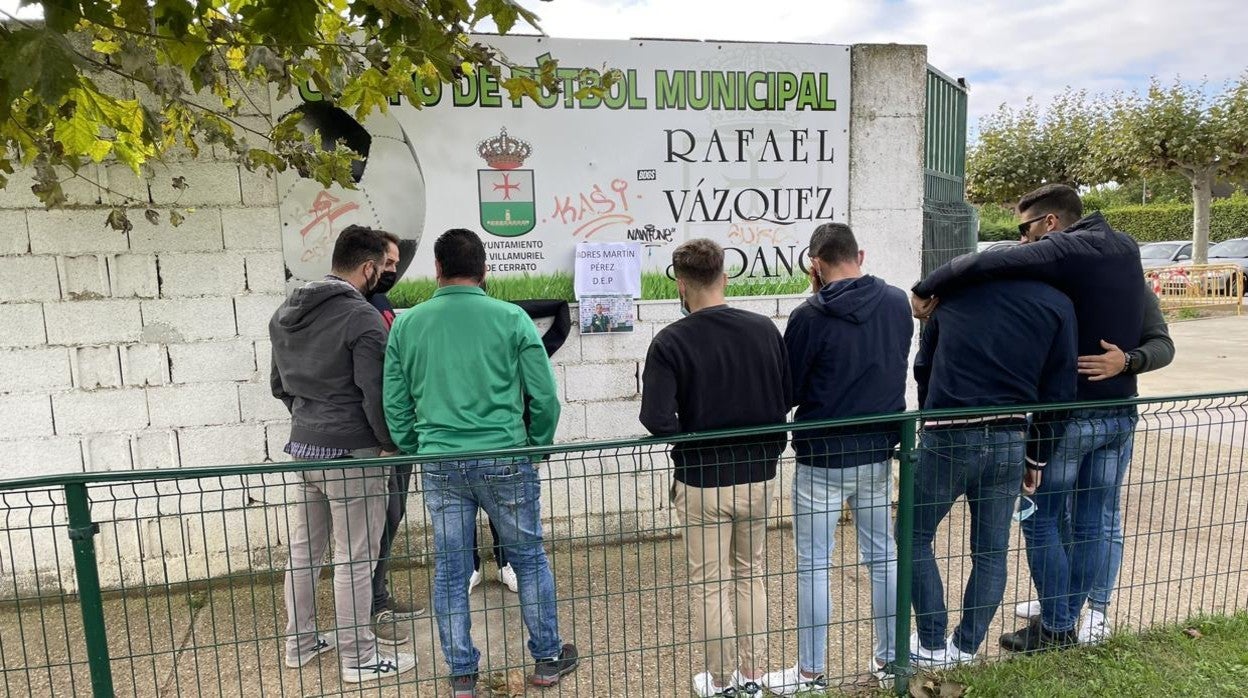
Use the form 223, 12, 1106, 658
383, 285, 560, 456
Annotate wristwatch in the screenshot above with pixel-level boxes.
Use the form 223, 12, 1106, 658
1122, 350, 1138, 375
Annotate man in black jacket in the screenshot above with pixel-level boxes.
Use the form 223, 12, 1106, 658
270, 225, 415, 683
909, 278, 1077, 668
640, 238, 791, 698
912, 184, 1147, 652
364, 238, 427, 644
763, 224, 912, 695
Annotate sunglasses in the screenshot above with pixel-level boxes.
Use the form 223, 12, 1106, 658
1017, 214, 1050, 236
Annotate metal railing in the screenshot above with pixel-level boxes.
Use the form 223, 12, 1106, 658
1146, 263, 1244, 315
1, 392, 1246, 696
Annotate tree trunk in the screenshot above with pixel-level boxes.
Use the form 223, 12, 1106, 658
1192, 170, 1212, 264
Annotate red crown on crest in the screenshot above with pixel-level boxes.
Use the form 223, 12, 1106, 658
477, 127, 532, 170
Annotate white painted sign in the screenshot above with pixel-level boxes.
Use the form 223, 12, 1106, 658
276, 35, 852, 294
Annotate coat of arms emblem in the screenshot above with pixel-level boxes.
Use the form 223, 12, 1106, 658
478, 127, 536, 237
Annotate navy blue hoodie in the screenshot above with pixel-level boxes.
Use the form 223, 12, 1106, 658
785, 275, 913, 468
914, 279, 1078, 467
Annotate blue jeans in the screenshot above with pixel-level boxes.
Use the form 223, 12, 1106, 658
1056, 422, 1135, 610
1022, 407, 1136, 632
793, 461, 897, 674
911, 426, 1025, 654
422, 458, 562, 676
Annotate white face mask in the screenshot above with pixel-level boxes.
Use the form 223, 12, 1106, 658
679, 292, 690, 317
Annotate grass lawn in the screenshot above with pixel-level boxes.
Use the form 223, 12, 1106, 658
388, 271, 809, 307
905, 613, 1248, 697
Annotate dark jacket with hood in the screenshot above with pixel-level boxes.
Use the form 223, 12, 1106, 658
785, 275, 913, 468
270, 277, 396, 452
913, 212, 1144, 401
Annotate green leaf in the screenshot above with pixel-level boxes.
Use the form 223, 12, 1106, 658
54, 111, 100, 155
169, 210, 185, 227
118, 0, 153, 30
92, 39, 123, 55
3, 29, 81, 105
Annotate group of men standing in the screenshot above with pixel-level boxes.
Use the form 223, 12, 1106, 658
267, 182, 1172, 697
270, 227, 575, 696
640, 183, 1172, 696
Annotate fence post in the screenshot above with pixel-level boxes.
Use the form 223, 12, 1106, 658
893, 416, 918, 696
65, 482, 115, 697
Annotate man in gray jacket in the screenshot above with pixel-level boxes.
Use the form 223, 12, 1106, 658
270, 224, 415, 683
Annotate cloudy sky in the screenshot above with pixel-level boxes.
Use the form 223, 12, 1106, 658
3, 0, 1241, 133
524, 0, 1244, 131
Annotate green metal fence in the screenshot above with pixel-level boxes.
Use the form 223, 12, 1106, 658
1, 392, 1246, 696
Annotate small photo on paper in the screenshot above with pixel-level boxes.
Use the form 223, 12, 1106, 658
580, 295, 635, 334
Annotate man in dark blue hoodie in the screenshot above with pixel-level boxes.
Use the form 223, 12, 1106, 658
909, 277, 1077, 668
762, 223, 912, 696
912, 183, 1146, 653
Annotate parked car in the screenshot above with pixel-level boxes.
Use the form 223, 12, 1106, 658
1207, 238, 1248, 295
1139, 241, 1192, 270
977, 240, 1019, 253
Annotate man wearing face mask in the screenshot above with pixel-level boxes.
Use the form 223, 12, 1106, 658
270, 224, 416, 683
363, 236, 429, 645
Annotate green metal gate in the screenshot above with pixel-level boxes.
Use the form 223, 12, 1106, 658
923, 67, 976, 275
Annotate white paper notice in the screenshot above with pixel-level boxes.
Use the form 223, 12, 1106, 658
573, 242, 643, 299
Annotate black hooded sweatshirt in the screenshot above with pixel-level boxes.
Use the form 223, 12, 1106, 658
270, 277, 396, 452
784, 275, 913, 468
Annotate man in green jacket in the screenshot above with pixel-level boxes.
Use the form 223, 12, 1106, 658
383, 228, 576, 698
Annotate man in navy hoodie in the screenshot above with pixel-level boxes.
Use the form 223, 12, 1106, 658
909, 278, 1077, 667
763, 223, 912, 695
912, 184, 1146, 653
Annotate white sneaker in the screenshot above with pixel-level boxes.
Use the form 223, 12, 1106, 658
731, 670, 763, 695
341, 651, 415, 683
692, 671, 734, 697
497, 564, 519, 593
285, 635, 334, 668
760, 665, 826, 696
909, 632, 947, 668
1078, 609, 1112, 645
1015, 600, 1042, 620
468, 568, 482, 594
943, 637, 977, 667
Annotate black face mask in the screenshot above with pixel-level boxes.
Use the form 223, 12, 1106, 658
368, 270, 398, 298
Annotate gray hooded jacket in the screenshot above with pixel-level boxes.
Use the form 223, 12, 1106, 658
269, 277, 396, 452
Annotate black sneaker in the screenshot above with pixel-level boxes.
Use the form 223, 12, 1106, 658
1000, 617, 1078, 653
531, 643, 579, 687
450, 673, 478, 698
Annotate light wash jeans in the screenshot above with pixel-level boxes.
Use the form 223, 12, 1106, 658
793, 461, 897, 674
422, 458, 562, 677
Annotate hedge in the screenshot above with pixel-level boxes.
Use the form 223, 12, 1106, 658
976, 199, 1248, 244
1101, 200, 1248, 243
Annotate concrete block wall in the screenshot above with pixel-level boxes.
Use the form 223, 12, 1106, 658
0, 44, 927, 595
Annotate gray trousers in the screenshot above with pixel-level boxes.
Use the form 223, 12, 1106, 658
284, 448, 388, 668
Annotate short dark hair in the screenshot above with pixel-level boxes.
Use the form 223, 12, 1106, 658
808, 223, 858, 264
331, 225, 389, 273
671, 238, 724, 287
435, 228, 486, 281
1017, 184, 1083, 226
